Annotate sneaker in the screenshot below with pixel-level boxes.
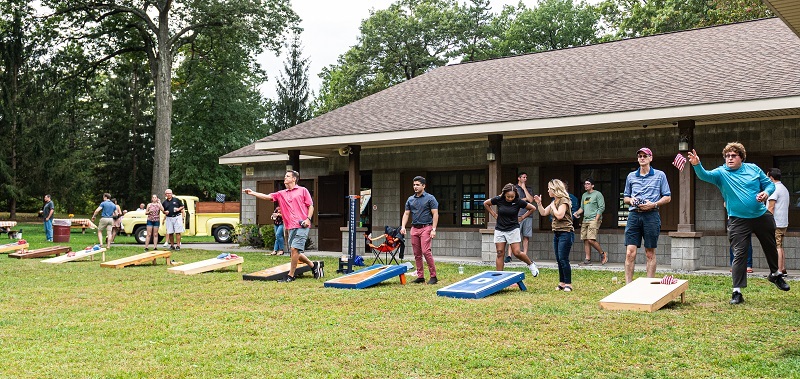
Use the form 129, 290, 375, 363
427, 276, 438, 285
312, 261, 323, 279
579, 259, 592, 266
278, 275, 295, 283
413, 277, 425, 284
169, 245, 175, 251
144, 248, 149, 252
504, 256, 511, 264
176, 245, 181, 251
768, 272, 790, 291
730, 291, 744, 304
529, 262, 539, 277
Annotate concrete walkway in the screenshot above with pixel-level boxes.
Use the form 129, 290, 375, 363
147, 242, 795, 280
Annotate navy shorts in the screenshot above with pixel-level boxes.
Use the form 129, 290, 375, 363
146, 220, 160, 227
624, 210, 661, 248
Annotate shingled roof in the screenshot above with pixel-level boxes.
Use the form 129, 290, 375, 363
246, 18, 800, 156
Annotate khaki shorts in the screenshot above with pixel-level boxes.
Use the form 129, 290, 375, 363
98, 217, 114, 235
776, 227, 787, 248
580, 218, 601, 240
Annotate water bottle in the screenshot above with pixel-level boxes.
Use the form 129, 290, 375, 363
458, 266, 464, 275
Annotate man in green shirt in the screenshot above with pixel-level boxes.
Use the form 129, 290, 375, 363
573, 178, 607, 265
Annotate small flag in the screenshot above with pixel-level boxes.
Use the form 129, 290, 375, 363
672, 153, 687, 171
660, 275, 678, 285
215, 193, 226, 203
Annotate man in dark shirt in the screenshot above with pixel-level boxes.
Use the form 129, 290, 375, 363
162, 189, 185, 251
43, 195, 55, 242
400, 176, 440, 285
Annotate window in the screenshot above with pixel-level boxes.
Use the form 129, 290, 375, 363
775, 157, 800, 229
428, 170, 486, 227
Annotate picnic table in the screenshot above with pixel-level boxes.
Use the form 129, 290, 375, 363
0, 221, 18, 236
69, 218, 97, 233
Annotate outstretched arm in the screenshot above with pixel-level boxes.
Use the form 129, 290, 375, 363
242, 188, 273, 201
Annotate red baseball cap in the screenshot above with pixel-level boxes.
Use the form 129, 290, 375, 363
637, 147, 653, 156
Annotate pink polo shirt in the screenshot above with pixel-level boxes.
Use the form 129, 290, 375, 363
270, 186, 313, 230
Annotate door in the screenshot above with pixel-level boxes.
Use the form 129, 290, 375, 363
317, 174, 346, 251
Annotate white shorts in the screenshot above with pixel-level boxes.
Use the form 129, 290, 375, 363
494, 228, 521, 244
165, 215, 185, 234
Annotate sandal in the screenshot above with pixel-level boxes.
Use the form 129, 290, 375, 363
579, 259, 592, 266
600, 251, 608, 265
556, 285, 564, 291
276, 251, 285, 256
563, 286, 573, 292
269, 251, 278, 255
746, 267, 754, 273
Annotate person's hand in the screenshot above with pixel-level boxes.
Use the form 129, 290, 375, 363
756, 191, 769, 202
639, 201, 656, 211
243, 188, 253, 195
687, 149, 700, 165
533, 195, 542, 204
430, 229, 437, 238
400, 227, 406, 236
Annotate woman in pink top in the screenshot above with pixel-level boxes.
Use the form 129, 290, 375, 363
144, 194, 164, 251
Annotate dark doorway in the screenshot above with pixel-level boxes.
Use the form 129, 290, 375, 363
317, 174, 347, 251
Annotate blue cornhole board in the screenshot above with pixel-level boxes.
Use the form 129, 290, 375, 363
324, 264, 408, 289
437, 271, 526, 299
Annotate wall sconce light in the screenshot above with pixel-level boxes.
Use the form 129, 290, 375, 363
678, 135, 690, 152
486, 147, 496, 162
285, 162, 294, 172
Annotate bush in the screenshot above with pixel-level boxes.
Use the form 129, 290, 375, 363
235, 223, 276, 249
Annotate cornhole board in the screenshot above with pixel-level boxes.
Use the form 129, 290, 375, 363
0, 242, 28, 254
599, 277, 689, 312
324, 264, 408, 289
168, 256, 244, 275
100, 250, 171, 269
437, 271, 526, 299
10, 245, 71, 259
242, 261, 323, 281
42, 248, 106, 264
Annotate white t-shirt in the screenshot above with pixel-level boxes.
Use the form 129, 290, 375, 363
768, 181, 790, 228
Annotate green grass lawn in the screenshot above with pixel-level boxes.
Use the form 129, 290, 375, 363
2, 224, 800, 378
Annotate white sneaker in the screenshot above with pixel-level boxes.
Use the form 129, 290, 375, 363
529, 262, 539, 277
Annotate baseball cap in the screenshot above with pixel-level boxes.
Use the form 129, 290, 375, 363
637, 147, 653, 156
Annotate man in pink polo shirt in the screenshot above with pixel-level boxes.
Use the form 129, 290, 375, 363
243, 170, 322, 282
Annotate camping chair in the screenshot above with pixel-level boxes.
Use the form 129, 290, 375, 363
364, 226, 405, 265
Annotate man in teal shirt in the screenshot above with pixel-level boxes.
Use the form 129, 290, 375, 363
574, 179, 606, 265
688, 142, 789, 305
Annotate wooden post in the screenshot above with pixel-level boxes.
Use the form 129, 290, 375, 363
677, 120, 695, 232
348, 145, 361, 196
287, 150, 300, 173
487, 134, 503, 229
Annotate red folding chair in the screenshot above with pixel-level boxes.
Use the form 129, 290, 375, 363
364, 226, 404, 265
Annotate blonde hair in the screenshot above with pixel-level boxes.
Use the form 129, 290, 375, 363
722, 142, 746, 161
548, 179, 571, 205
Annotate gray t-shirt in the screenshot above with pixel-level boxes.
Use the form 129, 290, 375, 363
768, 181, 790, 228
42, 201, 54, 221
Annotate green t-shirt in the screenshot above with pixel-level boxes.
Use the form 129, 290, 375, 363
580, 191, 605, 220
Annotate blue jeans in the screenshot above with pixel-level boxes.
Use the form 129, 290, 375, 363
273, 224, 285, 252
729, 243, 753, 268
44, 219, 53, 241
553, 231, 574, 284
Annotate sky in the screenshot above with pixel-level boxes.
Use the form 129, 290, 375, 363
258, 0, 538, 99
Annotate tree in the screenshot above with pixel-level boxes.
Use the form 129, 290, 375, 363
43, 0, 298, 195
271, 31, 312, 134
452, 0, 496, 62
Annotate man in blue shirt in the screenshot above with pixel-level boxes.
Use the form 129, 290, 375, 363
400, 176, 440, 285
689, 142, 789, 305
623, 147, 671, 283
91, 193, 118, 249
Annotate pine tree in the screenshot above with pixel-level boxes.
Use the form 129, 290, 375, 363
272, 32, 311, 133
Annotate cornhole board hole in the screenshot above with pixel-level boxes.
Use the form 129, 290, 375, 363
42, 248, 106, 264
324, 264, 408, 289
437, 271, 526, 299
168, 256, 244, 275
242, 261, 322, 281
0, 242, 28, 254
599, 277, 689, 312
101, 250, 171, 269
10, 245, 71, 259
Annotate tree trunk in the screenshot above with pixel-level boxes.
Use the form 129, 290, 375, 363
151, 13, 173, 195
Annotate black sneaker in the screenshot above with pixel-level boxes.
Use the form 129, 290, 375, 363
730, 291, 744, 305
144, 248, 149, 252
278, 275, 295, 283
504, 256, 512, 263
312, 261, 323, 279
176, 245, 181, 251
427, 276, 438, 285
768, 272, 790, 291
413, 277, 425, 284
169, 245, 175, 251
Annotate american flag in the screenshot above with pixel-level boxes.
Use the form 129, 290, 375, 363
672, 153, 687, 171
660, 275, 678, 285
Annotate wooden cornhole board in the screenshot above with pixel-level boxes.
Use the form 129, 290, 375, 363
599, 277, 689, 312
242, 261, 322, 281
10, 245, 71, 259
42, 248, 106, 264
168, 256, 244, 275
101, 250, 171, 269
437, 271, 527, 299
324, 264, 408, 289
0, 242, 28, 254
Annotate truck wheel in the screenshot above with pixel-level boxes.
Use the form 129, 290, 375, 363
134, 226, 147, 244
213, 226, 232, 243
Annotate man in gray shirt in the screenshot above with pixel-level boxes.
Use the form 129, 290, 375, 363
768, 168, 790, 275
42, 195, 55, 242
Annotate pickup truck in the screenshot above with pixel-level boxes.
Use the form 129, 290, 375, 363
121, 195, 240, 244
